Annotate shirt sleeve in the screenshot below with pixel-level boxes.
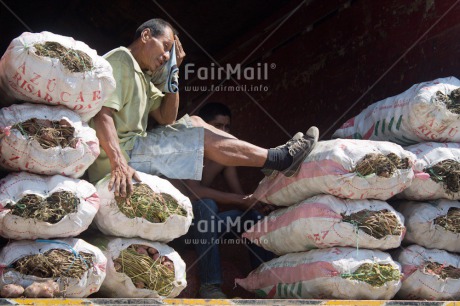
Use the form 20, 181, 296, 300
148, 83, 165, 112
104, 54, 134, 112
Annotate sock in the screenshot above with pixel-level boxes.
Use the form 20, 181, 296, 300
263, 147, 293, 171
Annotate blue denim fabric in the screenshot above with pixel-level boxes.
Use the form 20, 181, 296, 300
191, 198, 274, 285
128, 115, 204, 180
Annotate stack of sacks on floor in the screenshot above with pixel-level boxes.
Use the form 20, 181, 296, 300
92, 171, 192, 298
237, 138, 414, 299
0, 31, 116, 298
393, 154, 460, 301
332, 76, 460, 300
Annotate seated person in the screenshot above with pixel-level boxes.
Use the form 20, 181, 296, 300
175, 102, 275, 299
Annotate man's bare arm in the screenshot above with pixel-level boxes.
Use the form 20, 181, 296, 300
93, 106, 141, 197
184, 180, 253, 209
223, 166, 244, 194
149, 92, 179, 125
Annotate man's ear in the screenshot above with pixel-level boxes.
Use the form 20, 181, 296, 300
141, 28, 151, 43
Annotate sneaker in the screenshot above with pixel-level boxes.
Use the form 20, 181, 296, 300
262, 126, 319, 177
199, 284, 227, 299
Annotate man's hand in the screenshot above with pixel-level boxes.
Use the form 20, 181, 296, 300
109, 162, 142, 198
254, 202, 277, 215
241, 195, 277, 215
174, 35, 186, 67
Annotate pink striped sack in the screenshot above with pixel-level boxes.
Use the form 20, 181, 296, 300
253, 139, 415, 205
395, 245, 460, 300
243, 194, 405, 255
0, 172, 99, 240
0, 31, 115, 122
394, 200, 460, 253
332, 77, 460, 145
398, 142, 460, 200
236, 247, 402, 299
0, 103, 99, 177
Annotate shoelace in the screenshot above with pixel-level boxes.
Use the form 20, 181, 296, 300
287, 137, 309, 155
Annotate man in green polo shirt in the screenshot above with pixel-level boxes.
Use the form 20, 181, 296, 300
88, 18, 319, 200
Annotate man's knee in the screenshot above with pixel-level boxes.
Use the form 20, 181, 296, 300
189, 115, 207, 127
193, 198, 218, 215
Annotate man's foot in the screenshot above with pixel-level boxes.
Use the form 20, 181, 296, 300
199, 284, 227, 299
262, 126, 319, 177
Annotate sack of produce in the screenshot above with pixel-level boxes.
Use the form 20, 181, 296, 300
236, 247, 401, 299
244, 194, 405, 255
0, 103, 99, 177
254, 139, 415, 205
0, 238, 106, 297
399, 142, 460, 200
0, 31, 115, 121
90, 237, 186, 298
393, 199, 460, 252
95, 172, 192, 242
333, 76, 460, 145
395, 244, 460, 300
0, 172, 99, 239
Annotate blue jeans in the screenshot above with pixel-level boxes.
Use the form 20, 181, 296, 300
191, 198, 274, 286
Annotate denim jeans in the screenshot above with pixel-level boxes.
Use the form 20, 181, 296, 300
191, 198, 274, 286
128, 114, 205, 180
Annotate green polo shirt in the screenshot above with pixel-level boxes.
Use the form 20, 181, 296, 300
88, 47, 164, 183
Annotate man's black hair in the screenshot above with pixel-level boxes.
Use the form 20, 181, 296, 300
134, 18, 177, 40
198, 102, 232, 123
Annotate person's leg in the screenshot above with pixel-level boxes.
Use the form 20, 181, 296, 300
217, 209, 274, 269
191, 198, 222, 285
191, 198, 227, 298
189, 115, 319, 177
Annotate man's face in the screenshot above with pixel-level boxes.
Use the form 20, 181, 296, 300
141, 27, 174, 72
208, 115, 231, 132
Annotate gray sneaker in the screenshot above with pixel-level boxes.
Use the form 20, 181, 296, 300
262, 126, 319, 177
199, 284, 227, 299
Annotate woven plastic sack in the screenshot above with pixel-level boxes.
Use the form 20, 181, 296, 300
332, 77, 460, 145
0, 238, 106, 297
395, 244, 460, 300
243, 194, 405, 255
95, 172, 193, 242
0, 172, 99, 239
253, 139, 415, 205
0, 31, 115, 121
236, 247, 401, 299
394, 200, 460, 252
92, 237, 186, 298
398, 142, 460, 200
0, 103, 99, 177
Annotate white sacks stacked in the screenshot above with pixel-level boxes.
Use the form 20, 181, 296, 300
395, 245, 460, 300
0, 103, 99, 177
332, 76, 460, 145
96, 237, 186, 298
0, 31, 115, 121
0, 172, 99, 239
391, 140, 460, 299
243, 194, 405, 255
236, 247, 402, 299
394, 200, 460, 253
0, 238, 106, 297
240, 139, 409, 299
94, 172, 193, 242
399, 142, 460, 200
253, 139, 415, 205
